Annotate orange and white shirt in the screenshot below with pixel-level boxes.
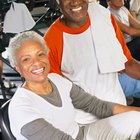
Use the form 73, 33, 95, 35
44, 3, 132, 124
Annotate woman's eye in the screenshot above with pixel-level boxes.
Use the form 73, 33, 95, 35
22, 58, 30, 62
39, 52, 46, 57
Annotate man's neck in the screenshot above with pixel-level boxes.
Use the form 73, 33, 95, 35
60, 15, 88, 29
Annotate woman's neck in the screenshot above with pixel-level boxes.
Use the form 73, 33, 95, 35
23, 80, 52, 95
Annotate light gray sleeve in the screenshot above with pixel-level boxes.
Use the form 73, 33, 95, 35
70, 84, 115, 118
21, 118, 75, 140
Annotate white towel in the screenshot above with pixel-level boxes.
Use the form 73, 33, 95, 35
88, 3, 127, 73
3, 2, 35, 33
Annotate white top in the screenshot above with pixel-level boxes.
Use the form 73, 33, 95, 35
9, 73, 79, 140
108, 6, 133, 43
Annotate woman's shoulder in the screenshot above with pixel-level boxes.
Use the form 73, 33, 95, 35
48, 73, 72, 87
9, 87, 36, 108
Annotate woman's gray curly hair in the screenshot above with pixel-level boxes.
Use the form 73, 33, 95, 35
8, 31, 49, 68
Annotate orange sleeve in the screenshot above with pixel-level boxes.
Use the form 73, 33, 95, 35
111, 14, 133, 61
44, 22, 63, 75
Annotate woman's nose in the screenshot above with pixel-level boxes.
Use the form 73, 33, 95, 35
32, 57, 40, 64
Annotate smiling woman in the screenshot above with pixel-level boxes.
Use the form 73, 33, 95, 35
8, 31, 51, 94
7, 31, 140, 140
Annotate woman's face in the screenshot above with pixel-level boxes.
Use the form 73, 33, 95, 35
59, 0, 89, 27
15, 40, 50, 84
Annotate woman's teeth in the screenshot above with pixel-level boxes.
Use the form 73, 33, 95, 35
32, 68, 44, 74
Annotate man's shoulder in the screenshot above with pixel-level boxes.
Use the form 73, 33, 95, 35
47, 20, 60, 32
44, 18, 62, 39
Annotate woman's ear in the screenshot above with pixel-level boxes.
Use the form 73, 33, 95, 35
15, 66, 21, 75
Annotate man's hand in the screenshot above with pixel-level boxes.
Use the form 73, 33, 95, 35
124, 58, 140, 79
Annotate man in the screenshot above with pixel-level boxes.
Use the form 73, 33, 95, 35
44, 0, 140, 138
108, 0, 140, 61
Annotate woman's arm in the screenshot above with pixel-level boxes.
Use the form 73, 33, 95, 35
21, 118, 75, 140
113, 103, 140, 115
70, 84, 140, 118
70, 84, 115, 118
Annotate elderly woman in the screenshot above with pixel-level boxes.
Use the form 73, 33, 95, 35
8, 31, 140, 140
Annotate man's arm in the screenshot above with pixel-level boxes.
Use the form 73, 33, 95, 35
115, 17, 140, 36
129, 12, 140, 29
110, 14, 132, 60
124, 58, 140, 80
111, 14, 140, 79
111, 6, 140, 36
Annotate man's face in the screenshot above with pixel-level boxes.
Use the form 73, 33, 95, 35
59, 0, 88, 27
109, 0, 124, 9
